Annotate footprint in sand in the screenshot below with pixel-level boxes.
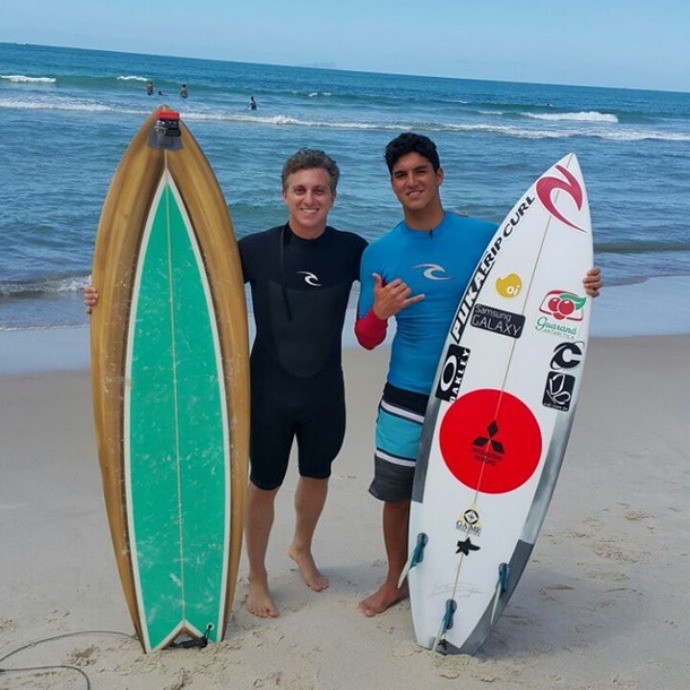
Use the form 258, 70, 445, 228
590, 539, 644, 563
540, 583, 576, 601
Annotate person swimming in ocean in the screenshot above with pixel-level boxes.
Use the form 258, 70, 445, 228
146, 81, 153, 96
180, 84, 188, 99
249, 96, 257, 110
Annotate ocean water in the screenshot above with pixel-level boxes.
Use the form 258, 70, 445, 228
1, 43, 689, 331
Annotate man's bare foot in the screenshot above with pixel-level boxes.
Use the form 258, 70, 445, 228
288, 545, 329, 592
358, 581, 409, 617
247, 577, 279, 618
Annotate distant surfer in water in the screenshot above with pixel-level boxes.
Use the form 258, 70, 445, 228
249, 96, 257, 110
355, 132, 603, 617
179, 84, 188, 99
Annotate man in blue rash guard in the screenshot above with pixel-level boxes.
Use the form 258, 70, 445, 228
355, 133, 602, 617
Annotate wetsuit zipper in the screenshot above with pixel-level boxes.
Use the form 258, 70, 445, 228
280, 224, 293, 321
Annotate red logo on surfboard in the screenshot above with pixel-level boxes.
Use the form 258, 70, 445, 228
539, 290, 586, 322
439, 389, 542, 494
536, 164, 587, 232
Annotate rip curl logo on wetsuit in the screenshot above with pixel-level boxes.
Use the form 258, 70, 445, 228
413, 263, 452, 281
536, 164, 587, 232
298, 271, 322, 286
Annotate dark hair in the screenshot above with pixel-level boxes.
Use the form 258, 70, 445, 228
384, 132, 440, 173
281, 149, 340, 194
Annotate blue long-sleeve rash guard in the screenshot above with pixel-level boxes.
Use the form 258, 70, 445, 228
358, 212, 497, 395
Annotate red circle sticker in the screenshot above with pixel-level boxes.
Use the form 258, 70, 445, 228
439, 389, 542, 494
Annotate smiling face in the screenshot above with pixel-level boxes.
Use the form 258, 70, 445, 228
282, 167, 336, 238
390, 151, 444, 227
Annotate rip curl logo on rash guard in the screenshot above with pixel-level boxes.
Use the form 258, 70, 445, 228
414, 263, 452, 281
298, 271, 322, 286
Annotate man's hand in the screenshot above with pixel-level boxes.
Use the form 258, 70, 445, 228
371, 273, 424, 320
84, 285, 99, 314
582, 267, 603, 298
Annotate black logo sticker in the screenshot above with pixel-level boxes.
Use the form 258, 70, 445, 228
436, 345, 470, 402
543, 371, 576, 411
456, 537, 481, 556
470, 420, 506, 467
543, 341, 584, 411
473, 420, 504, 455
550, 341, 584, 370
471, 303, 525, 339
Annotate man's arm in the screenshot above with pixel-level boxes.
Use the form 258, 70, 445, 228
355, 305, 388, 350
355, 255, 386, 349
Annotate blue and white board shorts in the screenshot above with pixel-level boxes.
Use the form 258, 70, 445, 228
369, 383, 429, 502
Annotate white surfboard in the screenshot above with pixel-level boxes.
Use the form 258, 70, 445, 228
407, 154, 593, 655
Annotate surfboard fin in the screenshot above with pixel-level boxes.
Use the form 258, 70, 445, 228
169, 624, 214, 650
490, 562, 509, 624
397, 532, 428, 588
431, 599, 457, 653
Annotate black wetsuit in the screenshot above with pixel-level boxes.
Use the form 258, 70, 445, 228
239, 224, 367, 490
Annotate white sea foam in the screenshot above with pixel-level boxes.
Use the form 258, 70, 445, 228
523, 110, 619, 123
443, 121, 690, 141
594, 129, 690, 141
165, 110, 690, 140
0, 74, 56, 84
0, 96, 142, 115
0, 96, 686, 142
117, 75, 149, 82
442, 123, 569, 139
0, 275, 90, 296
184, 111, 383, 129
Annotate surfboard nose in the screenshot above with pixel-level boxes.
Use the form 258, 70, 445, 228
150, 109, 182, 150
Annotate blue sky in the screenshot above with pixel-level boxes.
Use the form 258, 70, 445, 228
2, 0, 689, 92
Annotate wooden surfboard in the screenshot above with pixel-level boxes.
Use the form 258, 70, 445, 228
407, 154, 593, 655
90, 107, 250, 652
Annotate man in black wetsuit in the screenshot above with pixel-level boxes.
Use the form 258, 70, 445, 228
239, 149, 366, 617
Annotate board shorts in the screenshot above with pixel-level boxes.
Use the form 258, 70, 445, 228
369, 383, 429, 502
249, 374, 346, 491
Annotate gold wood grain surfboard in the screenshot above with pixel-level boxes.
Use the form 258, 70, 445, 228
90, 107, 249, 652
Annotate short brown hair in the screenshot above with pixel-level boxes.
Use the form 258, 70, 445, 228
281, 149, 340, 194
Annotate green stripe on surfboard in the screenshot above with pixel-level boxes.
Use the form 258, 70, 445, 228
126, 176, 229, 650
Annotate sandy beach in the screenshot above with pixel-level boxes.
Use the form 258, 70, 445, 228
1, 335, 689, 690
